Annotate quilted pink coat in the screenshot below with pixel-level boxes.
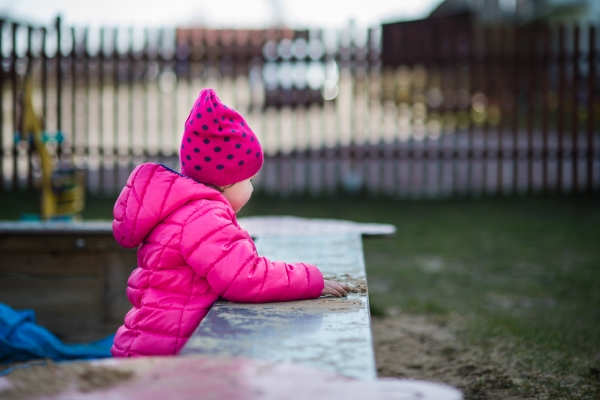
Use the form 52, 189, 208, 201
111, 163, 324, 357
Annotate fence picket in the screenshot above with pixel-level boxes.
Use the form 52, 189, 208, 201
0, 19, 598, 198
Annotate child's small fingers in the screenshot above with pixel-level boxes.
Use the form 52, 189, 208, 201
323, 280, 350, 297
331, 283, 347, 297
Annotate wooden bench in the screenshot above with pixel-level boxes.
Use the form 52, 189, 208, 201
181, 216, 396, 381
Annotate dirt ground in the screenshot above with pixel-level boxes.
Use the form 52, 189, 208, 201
371, 312, 599, 400
1, 313, 596, 400
372, 314, 516, 400
0, 362, 133, 400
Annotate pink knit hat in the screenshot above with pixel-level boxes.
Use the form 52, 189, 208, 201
180, 88, 263, 186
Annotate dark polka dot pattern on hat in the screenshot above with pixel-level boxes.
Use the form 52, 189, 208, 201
180, 88, 263, 187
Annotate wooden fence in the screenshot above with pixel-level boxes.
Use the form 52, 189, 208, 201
1, 17, 599, 198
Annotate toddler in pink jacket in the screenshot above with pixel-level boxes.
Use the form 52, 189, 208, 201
111, 88, 349, 357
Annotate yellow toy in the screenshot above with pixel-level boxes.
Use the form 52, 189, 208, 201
19, 76, 84, 220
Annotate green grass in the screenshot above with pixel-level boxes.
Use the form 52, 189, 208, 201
1, 190, 599, 397
244, 194, 600, 398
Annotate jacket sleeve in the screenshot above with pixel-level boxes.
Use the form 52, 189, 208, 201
180, 205, 324, 303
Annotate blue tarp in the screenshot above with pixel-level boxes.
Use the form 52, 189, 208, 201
0, 303, 114, 364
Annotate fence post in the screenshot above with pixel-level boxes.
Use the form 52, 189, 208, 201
83, 27, 90, 192
496, 25, 505, 194
526, 27, 535, 194
541, 26, 550, 194
482, 26, 490, 195
511, 26, 519, 194
98, 27, 105, 192
41, 27, 48, 151
572, 25, 580, 193
24, 26, 32, 188
112, 26, 119, 189
70, 26, 77, 169
557, 25, 565, 193
587, 26, 596, 194
11, 22, 18, 189
55, 16, 63, 160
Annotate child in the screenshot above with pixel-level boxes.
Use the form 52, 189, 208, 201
111, 88, 349, 357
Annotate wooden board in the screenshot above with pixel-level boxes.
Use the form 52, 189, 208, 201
0, 222, 137, 342
238, 215, 396, 237
0, 355, 463, 400
182, 233, 376, 380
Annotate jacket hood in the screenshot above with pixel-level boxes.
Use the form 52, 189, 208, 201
112, 163, 226, 248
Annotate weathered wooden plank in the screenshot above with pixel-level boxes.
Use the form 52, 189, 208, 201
0, 254, 101, 277
0, 234, 126, 253
181, 233, 376, 380
0, 221, 138, 342
0, 221, 113, 234
238, 216, 396, 237
103, 253, 138, 321
0, 222, 127, 253
0, 279, 102, 312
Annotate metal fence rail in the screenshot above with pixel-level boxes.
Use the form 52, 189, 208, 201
1, 17, 599, 197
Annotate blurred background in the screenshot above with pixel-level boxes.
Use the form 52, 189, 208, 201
1, 0, 599, 199
1, 2, 599, 398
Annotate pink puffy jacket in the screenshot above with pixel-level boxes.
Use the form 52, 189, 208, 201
111, 163, 324, 357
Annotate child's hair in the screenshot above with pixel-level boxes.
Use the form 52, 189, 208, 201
202, 182, 234, 193
179, 88, 263, 187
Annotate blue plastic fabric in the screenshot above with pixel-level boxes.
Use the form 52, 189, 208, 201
0, 303, 114, 364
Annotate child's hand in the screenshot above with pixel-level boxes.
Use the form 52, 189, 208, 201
321, 280, 351, 298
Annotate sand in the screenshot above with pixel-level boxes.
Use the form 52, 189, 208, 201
323, 274, 368, 295
0, 361, 133, 400
371, 313, 599, 400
